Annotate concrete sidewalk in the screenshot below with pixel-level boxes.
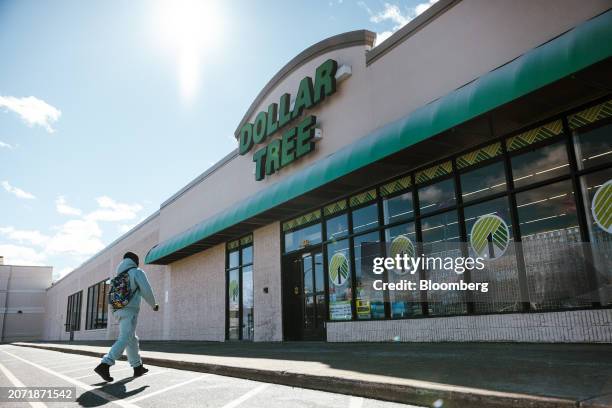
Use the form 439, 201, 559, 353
12, 341, 612, 408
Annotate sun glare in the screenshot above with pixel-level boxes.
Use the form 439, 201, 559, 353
152, 0, 224, 104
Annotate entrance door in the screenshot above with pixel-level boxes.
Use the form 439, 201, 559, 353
283, 250, 326, 340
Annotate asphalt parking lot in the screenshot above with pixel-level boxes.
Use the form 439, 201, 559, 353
0, 344, 422, 408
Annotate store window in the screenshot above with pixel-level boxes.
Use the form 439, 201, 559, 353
418, 178, 456, 215
516, 180, 589, 310
420, 210, 465, 316
326, 213, 349, 241
464, 197, 521, 313
384, 222, 420, 318
284, 223, 322, 253
353, 231, 384, 320
226, 235, 254, 340
327, 239, 352, 320
383, 191, 414, 224
574, 122, 612, 170
461, 161, 506, 203
65, 291, 82, 332
86, 280, 109, 330
511, 141, 570, 188
352, 203, 379, 234
579, 168, 612, 305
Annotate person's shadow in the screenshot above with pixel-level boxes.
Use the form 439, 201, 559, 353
76, 377, 149, 407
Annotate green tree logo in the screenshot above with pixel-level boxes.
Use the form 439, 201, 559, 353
592, 179, 612, 233
329, 252, 349, 286
390, 235, 415, 275
470, 214, 509, 260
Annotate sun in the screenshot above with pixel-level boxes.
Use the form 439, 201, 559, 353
152, 0, 224, 104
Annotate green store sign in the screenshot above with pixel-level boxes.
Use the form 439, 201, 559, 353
238, 59, 339, 180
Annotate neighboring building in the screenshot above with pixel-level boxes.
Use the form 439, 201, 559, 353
43, 1, 612, 343
0, 257, 52, 342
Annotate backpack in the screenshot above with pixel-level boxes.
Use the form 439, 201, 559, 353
108, 268, 137, 310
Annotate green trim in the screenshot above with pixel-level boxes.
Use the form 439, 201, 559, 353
506, 119, 563, 151
146, 11, 612, 264
323, 199, 348, 217
568, 98, 612, 129
380, 176, 412, 196
415, 161, 452, 184
349, 189, 377, 207
456, 142, 503, 169
282, 209, 321, 232
227, 239, 240, 251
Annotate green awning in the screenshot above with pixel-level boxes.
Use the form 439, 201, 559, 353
146, 10, 612, 265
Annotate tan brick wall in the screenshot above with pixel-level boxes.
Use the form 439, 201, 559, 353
253, 222, 283, 341
327, 309, 612, 343
166, 243, 225, 341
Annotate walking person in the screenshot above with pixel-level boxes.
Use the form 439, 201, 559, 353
94, 252, 159, 382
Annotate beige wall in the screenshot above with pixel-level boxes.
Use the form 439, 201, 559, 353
0, 265, 52, 342
42, 1, 611, 342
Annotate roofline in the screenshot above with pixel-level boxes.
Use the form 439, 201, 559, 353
366, 0, 461, 65
233, 29, 376, 137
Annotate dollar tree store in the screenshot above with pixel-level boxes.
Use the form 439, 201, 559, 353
44, 1, 612, 343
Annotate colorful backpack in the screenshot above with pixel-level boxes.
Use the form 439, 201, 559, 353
108, 268, 136, 310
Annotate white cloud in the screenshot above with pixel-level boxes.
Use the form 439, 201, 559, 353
0, 227, 49, 246
0, 244, 46, 266
1, 180, 36, 199
0, 140, 14, 149
0, 96, 61, 133
363, 0, 439, 46
86, 196, 143, 222
55, 266, 75, 280
46, 218, 105, 256
55, 196, 82, 216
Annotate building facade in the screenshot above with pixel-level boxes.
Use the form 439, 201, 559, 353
43, 0, 612, 343
0, 257, 52, 342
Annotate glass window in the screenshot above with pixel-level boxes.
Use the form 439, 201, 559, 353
384, 223, 421, 318
464, 197, 521, 313
511, 141, 569, 188
418, 178, 456, 215
241, 265, 254, 341
461, 161, 506, 202
574, 122, 612, 170
65, 291, 82, 332
351, 203, 379, 233
326, 213, 348, 241
579, 168, 612, 306
226, 235, 254, 341
353, 232, 384, 320
327, 239, 352, 321
420, 210, 466, 316
228, 250, 239, 269
383, 192, 414, 224
516, 180, 590, 310
227, 268, 240, 340
284, 223, 322, 253
242, 246, 253, 265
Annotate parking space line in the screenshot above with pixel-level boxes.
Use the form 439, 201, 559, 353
127, 374, 209, 403
74, 367, 132, 380
219, 383, 270, 408
0, 362, 47, 408
1, 350, 140, 408
349, 396, 364, 408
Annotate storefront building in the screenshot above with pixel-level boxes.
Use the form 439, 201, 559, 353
43, 1, 612, 343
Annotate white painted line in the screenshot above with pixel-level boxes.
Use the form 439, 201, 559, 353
47, 361, 98, 369
349, 396, 364, 408
220, 383, 270, 408
128, 374, 209, 403
74, 367, 133, 380
74, 368, 168, 380
0, 361, 47, 408
1, 350, 140, 408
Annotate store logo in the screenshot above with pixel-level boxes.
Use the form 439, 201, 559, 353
229, 280, 239, 302
329, 252, 349, 286
592, 179, 612, 233
470, 214, 510, 260
390, 235, 415, 275
237, 59, 339, 181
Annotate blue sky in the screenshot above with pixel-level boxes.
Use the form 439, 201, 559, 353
0, 0, 437, 280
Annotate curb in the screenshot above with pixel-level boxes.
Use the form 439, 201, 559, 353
12, 343, 577, 408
